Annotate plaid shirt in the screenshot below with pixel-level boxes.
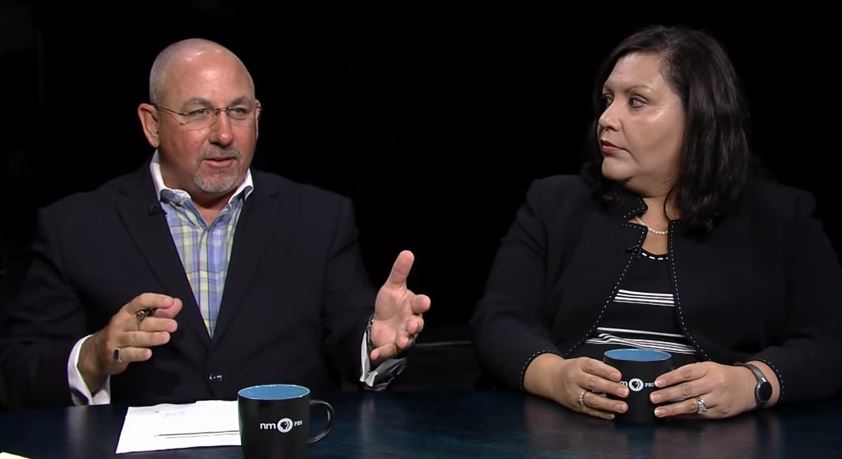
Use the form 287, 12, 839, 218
150, 153, 253, 336
161, 189, 250, 336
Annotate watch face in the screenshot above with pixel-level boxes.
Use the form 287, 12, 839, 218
757, 381, 773, 403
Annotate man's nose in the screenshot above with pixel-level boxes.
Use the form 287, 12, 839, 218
208, 110, 234, 145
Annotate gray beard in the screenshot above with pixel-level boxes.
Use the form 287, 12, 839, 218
193, 149, 242, 194
193, 168, 240, 194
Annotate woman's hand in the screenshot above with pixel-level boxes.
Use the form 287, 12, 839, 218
524, 353, 630, 420
649, 361, 777, 419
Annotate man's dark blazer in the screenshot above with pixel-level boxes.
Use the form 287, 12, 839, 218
0, 165, 376, 408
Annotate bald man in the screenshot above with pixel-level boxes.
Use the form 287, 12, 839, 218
0, 39, 430, 407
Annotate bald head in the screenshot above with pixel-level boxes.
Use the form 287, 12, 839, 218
149, 38, 255, 105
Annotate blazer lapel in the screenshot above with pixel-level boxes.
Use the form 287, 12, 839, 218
114, 168, 211, 347
212, 176, 287, 344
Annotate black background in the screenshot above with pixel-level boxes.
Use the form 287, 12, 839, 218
2, 2, 839, 339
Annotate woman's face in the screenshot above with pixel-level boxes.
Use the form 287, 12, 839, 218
597, 52, 685, 197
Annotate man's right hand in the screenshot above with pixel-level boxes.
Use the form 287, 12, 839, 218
78, 293, 182, 393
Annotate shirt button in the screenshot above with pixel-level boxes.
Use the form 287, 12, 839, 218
208, 372, 223, 383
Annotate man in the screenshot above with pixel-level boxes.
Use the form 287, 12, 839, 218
0, 38, 430, 407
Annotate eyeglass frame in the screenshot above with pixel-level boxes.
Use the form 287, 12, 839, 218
152, 100, 262, 128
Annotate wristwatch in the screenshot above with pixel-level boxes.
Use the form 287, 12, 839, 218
735, 362, 772, 408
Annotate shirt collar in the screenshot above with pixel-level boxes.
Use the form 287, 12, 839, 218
149, 150, 254, 204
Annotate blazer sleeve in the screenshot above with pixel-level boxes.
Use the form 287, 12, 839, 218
471, 179, 564, 389
0, 208, 87, 408
751, 191, 842, 403
321, 197, 377, 383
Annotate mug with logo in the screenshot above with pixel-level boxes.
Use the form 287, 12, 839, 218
238, 384, 334, 459
603, 348, 673, 424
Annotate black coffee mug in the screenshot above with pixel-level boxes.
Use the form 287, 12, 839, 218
238, 384, 335, 459
603, 348, 672, 424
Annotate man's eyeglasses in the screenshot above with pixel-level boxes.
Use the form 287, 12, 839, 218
154, 101, 261, 130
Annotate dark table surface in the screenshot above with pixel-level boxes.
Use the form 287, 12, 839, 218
1, 391, 840, 458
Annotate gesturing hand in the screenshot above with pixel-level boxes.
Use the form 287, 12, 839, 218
78, 293, 182, 393
369, 250, 431, 363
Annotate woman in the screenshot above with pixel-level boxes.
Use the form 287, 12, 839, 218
471, 25, 842, 420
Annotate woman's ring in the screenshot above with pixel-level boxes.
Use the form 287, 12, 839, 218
578, 390, 589, 407
696, 398, 709, 415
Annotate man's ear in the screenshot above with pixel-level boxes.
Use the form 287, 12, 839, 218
254, 99, 261, 139
138, 103, 161, 148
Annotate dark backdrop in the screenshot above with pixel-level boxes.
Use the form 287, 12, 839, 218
2, 2, 839, 339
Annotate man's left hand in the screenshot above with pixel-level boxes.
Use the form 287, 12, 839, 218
370, 250, 431, 363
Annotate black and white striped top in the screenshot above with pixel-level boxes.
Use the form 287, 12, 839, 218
572, 249, 701, 368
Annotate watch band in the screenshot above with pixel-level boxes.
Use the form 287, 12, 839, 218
735, 362, 771, 407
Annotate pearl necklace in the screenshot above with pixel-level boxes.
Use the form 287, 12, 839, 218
634, 216, 668, 235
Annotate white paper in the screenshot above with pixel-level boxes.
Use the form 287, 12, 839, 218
0, 453, 33, 459
115, 400, 241, 454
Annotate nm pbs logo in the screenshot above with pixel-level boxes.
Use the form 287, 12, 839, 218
259, 417, 303, 433
620, 378, 655, 392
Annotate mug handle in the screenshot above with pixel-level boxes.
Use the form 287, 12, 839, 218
307, 399, 335, 444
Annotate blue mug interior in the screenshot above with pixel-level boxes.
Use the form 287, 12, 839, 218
604, 348, 671, 362
238, 384, 310, 400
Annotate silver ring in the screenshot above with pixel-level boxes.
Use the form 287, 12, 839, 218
577, 390, 588, 408
113, 348, 123, 363
696, 398, 709, 415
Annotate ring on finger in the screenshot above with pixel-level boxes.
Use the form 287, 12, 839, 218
696, 398, 709, 415
577, 390, 589, 407
113, 348, 124, 363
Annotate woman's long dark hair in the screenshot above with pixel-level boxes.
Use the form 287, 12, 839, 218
581, 25, 750, 235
